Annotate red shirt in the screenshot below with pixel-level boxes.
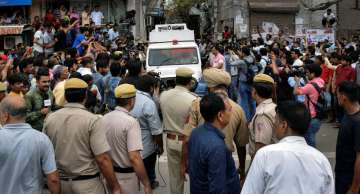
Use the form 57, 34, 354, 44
335, 65, 356, 87
44, 13, 55, 24
223, 31, 231, 40
320, 64, 334, 83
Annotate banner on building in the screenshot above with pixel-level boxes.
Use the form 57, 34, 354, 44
0, 26, 24, 36
239, 24, 247, 33
306, 29, 335, 44
296, 27, 307, 37
295, 17, 306, 37
235, 15, 244, 24
262, 22, 279, 35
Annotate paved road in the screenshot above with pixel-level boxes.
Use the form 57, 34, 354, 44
42, 122, 338, 194
149, 122, 339, 194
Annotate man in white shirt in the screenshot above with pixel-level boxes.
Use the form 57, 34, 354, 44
108, 25, 119, 42
90, 5, 104, 26
43, 24, 56, 57
322, 9, 336, 28
259, 48, 269, 73
33, 25, 45, 56
291, 49, 304, 67
242, 101, 335, 194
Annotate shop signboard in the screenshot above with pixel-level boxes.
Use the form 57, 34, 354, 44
0, 0, 32, 6
0, 26, 24, 36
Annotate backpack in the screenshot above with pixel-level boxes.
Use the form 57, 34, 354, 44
261, 57, 271, 66
306, 82, 327, 120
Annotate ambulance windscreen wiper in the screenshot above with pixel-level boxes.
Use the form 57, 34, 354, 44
158, 57, 172, 66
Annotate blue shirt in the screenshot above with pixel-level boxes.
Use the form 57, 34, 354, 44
0, 123, 56, 194
224, 52, 231, 73
108, 28, 119, 41
72, 34, 85, 55
131, 91, 163, 159
188, 123, 240, 194
93, 72, 110, 105
106, 76, 122, 110
288, 77, 305, 103
195, 78, 208, 97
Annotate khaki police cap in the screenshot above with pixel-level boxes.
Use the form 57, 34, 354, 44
203, 68, 231, 88
114, 51, 123, 56
0, 82, 6, 92
176, 67, 193, 78
115, 84, 136, 99
253, 74, 275, 84
64, 78, 88, 89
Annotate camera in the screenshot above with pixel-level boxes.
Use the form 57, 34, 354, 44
147, 71, 167, 92
291, 66, 306, 78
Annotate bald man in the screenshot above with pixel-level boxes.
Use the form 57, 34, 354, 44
0, 96, 60, 194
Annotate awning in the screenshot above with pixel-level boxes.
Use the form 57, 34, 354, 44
0, 0, 32, 6
249, 0, 299, 13
0, 25, 24, 36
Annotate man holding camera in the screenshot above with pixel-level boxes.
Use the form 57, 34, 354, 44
294, 63, 324, 147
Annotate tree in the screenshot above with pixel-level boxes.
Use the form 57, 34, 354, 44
300, 0, 344, 11
166, 0, 207, 22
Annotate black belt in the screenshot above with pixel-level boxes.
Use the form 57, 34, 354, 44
113, 166, 135, 173
60, 173, 100, 181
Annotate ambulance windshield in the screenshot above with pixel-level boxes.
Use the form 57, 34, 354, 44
148, 48, 199, 66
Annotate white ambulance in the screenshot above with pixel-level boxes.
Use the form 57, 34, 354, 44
146, 24, 202, 87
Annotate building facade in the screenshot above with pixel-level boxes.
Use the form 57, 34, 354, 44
29, 0, 147, 40
214, 0, 337, 39
337, 0, 360, 38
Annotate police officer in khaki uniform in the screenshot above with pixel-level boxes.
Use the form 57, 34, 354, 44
248, 74, 277, 159
159, 67, 197, 194
102, 84, 152, 194
0, 82, 7, 102
182, 68, 249, 182
43, 78, 121, 194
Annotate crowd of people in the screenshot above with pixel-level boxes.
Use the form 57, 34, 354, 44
0, 4, 107, 26
0, 10, 360, 194
0, 7, 27, 25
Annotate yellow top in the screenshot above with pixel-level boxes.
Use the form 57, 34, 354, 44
8, 91, 23, 98
53, 81, 66, 107
115, 84, 136, 99
176, 67, 193, 78
203, 68, 231, 87
114, 51, 123, 56
253, 74, 275, 84
0, 82, 7, 92
64, 78, 88, 89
